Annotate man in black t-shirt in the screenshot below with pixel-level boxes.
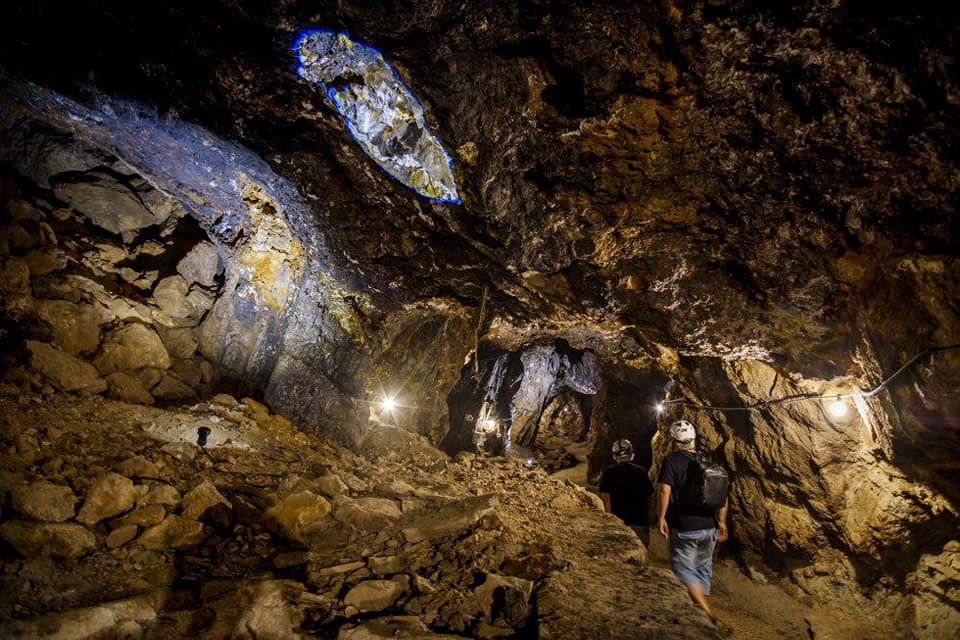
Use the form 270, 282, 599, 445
599, 439, 655, 549
656, 420, 729, 627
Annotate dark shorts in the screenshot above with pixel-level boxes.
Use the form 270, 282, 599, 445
669, 528, 717, 594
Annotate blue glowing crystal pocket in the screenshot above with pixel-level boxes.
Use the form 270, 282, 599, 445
294, 30, 460, 204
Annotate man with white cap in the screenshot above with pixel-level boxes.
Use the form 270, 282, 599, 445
656, 419, 730, 627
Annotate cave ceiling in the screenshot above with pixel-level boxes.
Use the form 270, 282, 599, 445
2, 0, 958, 376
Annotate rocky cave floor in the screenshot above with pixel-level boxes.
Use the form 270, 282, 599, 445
0, 389, 900, 640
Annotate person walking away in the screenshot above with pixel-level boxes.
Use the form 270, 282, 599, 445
656, 420, 730, 627
599, 439, 655, 549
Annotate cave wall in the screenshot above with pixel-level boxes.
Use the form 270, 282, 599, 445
652, 352, 959, 636
0, 99, 475, 447
0, 1, 958, 636
0, 132, 224, 405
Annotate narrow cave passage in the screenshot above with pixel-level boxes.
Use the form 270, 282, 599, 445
0, 2, 959, 639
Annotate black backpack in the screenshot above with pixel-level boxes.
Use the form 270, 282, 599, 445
680, 452, 729, 510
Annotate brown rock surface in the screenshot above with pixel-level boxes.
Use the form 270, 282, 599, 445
106, 523, 140, 548
10, 480, 77, 522
52, 170, 166, 234
333, 497, 403, 532
177, 241, 221, 288
343, 580, 404, 613
139, 483, 181, 507
138, 514, 206, 550
401, 495, 499, 543
266, 490, 332, 543
151, 373, 197, 401
106, 371, 155, 405
117, 504, 167, 528
0, 394, 721, 638
32, 299, 102, 355
181, 479, 231, 520
152, 274, 194, 320
26, 340, 107, 394
76, 472, 137, 525
94, 324, 171, 375
0, 521, 96, 557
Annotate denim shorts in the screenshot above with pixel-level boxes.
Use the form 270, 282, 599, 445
669, 528, 717, 594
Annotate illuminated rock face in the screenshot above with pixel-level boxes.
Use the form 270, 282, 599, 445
294, 30, 459, 203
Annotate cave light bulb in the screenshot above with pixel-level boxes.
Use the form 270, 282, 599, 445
829, 398, 848, 418
655, 402, 665, 414
381, 395, 397, 413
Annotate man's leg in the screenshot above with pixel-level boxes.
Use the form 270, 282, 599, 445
690, 529, 720, 625
685, 582, 714, 619
669, 531, 715, 618
695, 529, 718, 597
670, 530, 717, 619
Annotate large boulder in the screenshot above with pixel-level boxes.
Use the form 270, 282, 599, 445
0, 257, 30, 294
106, 524, 140, 549
401, 495, 498, 543
908, 541, 960, 639
106, 371, 155, 405
10, 480, 77, 522
51, 170, 166, 234
139, 483, 181, 507
156, 326, 198, 359
26, 340, 107, 394
0, 521, 96, 557
117, 504, 167, 528
32, 299, 102, 355
151, 373, 197, 401
153, 275, 194, 320
94, 324, 171, 374
76, 472, 137, 525
337, 617, 462, 639
0, 593, 162, 639
177, 241, 222, 288
181, 480, 231, 520
343, 580, 404, 613
333, 497, 403, 531
473, 573, 534, 629
138, 515, 206, 549
265, 490, 331, 543
229, 580, 306, 640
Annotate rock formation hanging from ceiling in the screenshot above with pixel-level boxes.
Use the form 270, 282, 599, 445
0, 1, 958, 638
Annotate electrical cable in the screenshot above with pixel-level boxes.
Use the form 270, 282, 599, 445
658, 343, 960, 413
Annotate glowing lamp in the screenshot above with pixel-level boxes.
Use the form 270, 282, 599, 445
655, 402, 665, 414
480, 419, 498, 432
828, 399, 848, 418
381, 396, 397, 412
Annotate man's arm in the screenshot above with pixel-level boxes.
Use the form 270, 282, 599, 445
656, 483, 671, 538
716, 496, 729, 542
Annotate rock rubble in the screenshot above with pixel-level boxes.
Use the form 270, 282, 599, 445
0, 393, 716, 639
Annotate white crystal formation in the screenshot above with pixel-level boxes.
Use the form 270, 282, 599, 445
294, 30, 460, 203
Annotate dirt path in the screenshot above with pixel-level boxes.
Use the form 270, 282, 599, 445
646, 535, 899, 640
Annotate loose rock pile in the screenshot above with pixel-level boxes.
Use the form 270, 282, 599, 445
0, 166, 224, 405
0, 392, 718, 639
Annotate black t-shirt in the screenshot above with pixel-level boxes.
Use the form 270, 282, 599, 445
657, 451, 718, 531
598, 462, 654, 526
